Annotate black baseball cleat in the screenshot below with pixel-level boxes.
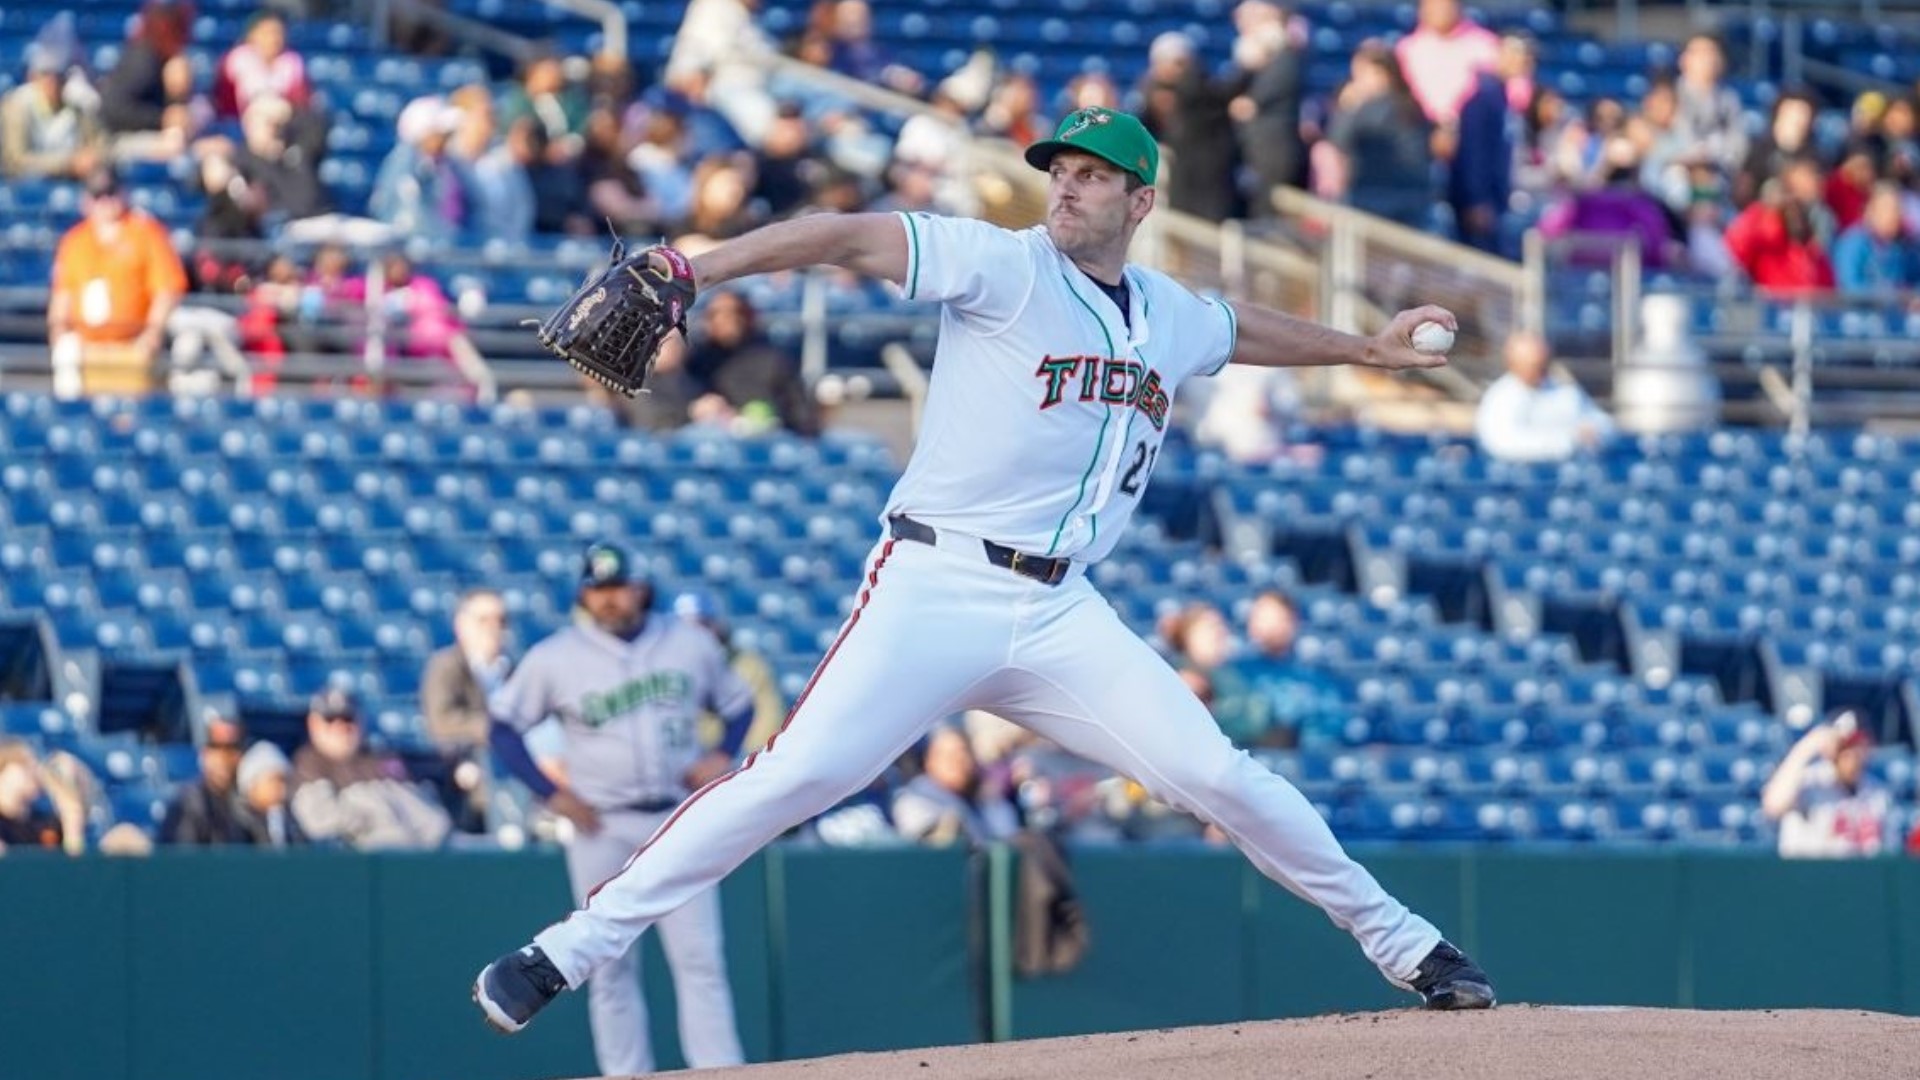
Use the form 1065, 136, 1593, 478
473, 945, 569, 1034
1407, 941, 1497, 1010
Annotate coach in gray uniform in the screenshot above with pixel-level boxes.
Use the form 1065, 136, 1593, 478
489, 541, 754, 1075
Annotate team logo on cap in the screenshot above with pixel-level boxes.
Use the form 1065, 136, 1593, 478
590, 547, 624, 581
1061, 108, 1113, 139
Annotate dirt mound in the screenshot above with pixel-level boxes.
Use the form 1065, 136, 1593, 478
619, 1006, 1920, 1080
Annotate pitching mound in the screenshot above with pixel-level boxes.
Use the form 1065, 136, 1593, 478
624, 1006, 1920, 1080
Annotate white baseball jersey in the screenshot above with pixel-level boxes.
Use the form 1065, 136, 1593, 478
492, 615, 753, 810
887, 212, 1237, 563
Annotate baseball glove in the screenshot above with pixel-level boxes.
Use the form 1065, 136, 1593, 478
525, 238, 697, 397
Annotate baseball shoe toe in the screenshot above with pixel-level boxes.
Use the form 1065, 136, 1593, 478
1407, 941, 1496, 1010
473, 945, 569, 1034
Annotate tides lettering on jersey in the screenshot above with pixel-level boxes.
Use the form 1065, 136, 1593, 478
580, 671, 693, 728
1034, 355, 1171, 429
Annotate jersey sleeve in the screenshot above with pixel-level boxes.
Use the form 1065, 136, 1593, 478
1186, 294, 1238, 379
488, 644, 554, 734
896, 211, 1036, 327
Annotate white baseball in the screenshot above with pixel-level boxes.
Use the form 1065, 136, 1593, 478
1411, 321, 1455, 355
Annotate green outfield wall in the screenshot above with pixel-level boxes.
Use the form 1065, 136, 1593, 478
3, 846, 1915, 1080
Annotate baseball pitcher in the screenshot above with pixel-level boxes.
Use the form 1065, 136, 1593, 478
477, 108, 1495, 1040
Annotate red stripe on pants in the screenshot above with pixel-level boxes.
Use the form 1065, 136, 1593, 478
584, 540, 898, 903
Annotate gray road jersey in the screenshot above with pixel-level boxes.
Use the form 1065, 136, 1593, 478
491, 615, 753, 810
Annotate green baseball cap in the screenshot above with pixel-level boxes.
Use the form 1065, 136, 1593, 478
1024, 107, 1159, 187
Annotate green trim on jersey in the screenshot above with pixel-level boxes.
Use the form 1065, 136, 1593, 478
1046, 271, 1120, 557
900, 212, 923, 299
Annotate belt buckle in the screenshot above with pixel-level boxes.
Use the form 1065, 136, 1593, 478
1008, 550, 1063, 585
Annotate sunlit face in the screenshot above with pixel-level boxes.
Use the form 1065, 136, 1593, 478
1507, 333, 1550, 386
1774, 98, 1813, 144
1246, 595, 1300, 656
201, 742, 242, 792
1680, 37, 1722, 84
454, 593, 507, 660
1835, 743, 1867, 788
247, 770, 288, 811
86, 190, 127, 227
1419, 0, 1461, 33
1183, 607, 1234, 670
1045, 150, 1149, 261
248, 16, 286, 60
1866, 188, 1904, 238
924, 728, 977, 794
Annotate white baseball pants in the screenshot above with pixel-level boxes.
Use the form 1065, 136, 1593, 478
562, 808, 745, 1075
536, 536, 1443, 997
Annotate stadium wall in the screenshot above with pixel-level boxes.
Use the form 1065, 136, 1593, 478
3, 847, 1916, 1080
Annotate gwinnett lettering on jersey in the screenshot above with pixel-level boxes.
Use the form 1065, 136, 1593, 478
1034, 355, 1171, 429
580, 671, 693, 727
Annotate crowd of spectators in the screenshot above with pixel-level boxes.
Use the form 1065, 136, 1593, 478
18, 0, 1920, 420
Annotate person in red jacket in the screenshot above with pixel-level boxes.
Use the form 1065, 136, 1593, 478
1724, 176, 1835, 293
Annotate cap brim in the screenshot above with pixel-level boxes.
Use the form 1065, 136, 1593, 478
1024, 139, 1146, 184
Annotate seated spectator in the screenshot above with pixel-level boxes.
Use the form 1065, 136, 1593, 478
1211, 592, 1346, 750
1193, 363, 1307, 464
1, 44, 103, 179
1537, 137, 1684, 272
684, 158, 761, 241
423, 587, 518, 831
656, 290, 819, 435
1831, 182, 1919, 293
195, 149, 264, 266
235, 741, 307, 847
892, 725, 1020, 847
213, 11, 310, 120
99, 0, 202, 157
1393, 0, 1499, 131
472, 117, 541, 243
1825, 146, 1878, 232
344, 254, 491, 399
1323, 41, 1434, 229
0, 741, 86, 854
752, 103, 824, 219
627, 109, 698, 227
1761, 711, 1891, 858
1158, 601, 1235, 676
825, 0, 923, 96
1231, 1, 1305, 213
370, 96, 476, 242
290, 688, 452, 850
1475, 331, 1615, 462
1735, 88, 1819, 209
446, 83, 496, 165
981, 72, 1047, 148
159, 714, 251, 844
1064, 72, 1121, 114
581, 107, 660, 235
1873, 94, 1920, 188
496, 52, 586, 164
232, 94, 331, 223
48, 167, 188, 399
1724, 176, 1836, 293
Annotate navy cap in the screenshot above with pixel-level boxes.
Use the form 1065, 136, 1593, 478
580, 541, 635, 589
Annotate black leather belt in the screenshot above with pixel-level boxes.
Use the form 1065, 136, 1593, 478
615, 798, 680, 813
888, 514, 1071, 586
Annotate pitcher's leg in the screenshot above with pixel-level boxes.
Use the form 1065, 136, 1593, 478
1000, 589, 1441, 983
529, 542, 1001, 989
563, 816, 654, 1075
657, 883, 746, 1068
